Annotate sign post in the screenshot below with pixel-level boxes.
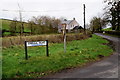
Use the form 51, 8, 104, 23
24, 40, 49, 60
46, 40, 49, 57
62, 23, 66, 53
24, 41, 28, 60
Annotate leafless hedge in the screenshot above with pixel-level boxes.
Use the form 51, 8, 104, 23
2, 33, 91, 48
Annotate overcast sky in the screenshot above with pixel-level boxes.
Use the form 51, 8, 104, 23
0, 0, 106, 26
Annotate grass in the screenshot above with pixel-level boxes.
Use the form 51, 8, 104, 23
2, 32, 11, 36
1, 19, 30, 32
2, 34, 113, 78
1, 19, 11, 30
102, 27, 112, 31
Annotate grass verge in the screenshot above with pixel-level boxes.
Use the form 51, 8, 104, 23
2, 34, 113, 78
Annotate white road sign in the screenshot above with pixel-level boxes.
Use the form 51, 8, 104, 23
26, 41, 47, 47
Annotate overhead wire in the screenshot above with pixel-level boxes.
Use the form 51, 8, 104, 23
2, 8, 78, 13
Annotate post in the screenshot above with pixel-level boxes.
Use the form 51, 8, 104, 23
63, 24, 66, 53
117, 1, 120, 30
46, 40, 49, 57
24, 41, 28, 60
83, 4, 86, 34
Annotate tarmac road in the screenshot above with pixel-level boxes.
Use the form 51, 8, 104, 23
43, 33, 119, 79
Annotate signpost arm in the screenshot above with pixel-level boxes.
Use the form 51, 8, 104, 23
46, 40, 49, 57
25, 41, 28, 60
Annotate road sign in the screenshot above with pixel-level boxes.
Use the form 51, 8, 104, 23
24, 40, 49, 60
26, 41, 47, 47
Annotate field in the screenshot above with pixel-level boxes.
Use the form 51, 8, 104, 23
1, 18, 61, 37
2, 34, 113, 78
1, 19, 29, 30
102, 27, 112, 31
1, 19, 30, 36
1, 19, 11, 30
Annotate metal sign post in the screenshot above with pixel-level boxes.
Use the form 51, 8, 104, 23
24, 41, 28, 60
46, 40, 49, 57
24, 40, 49, 60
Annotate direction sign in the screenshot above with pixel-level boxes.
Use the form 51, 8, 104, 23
24, 40, 49, 60
26, 41, 47, 47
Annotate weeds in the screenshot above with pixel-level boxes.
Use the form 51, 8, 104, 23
2, 33, 89, 48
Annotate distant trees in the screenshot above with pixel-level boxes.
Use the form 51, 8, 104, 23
9, 18, 17, 35
90, 16, 106, 32
8, 16, 61, 36
28, 20, 35, 34
9, 18, 25, 36
27, 16, 61, 35
17, 22, 24, 35
89, 0, 120, 32
103, 0, 120, 31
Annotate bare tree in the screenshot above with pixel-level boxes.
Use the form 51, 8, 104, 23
103, 0, 120, 31
90, 16, 106, 32
28, 20, 35, 34
27, 16, 61, 34
18, 3, 24, 35
9, 18, 17, 35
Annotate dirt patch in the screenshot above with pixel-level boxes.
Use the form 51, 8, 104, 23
102, 38, 115, 51
98, 55, 104, 58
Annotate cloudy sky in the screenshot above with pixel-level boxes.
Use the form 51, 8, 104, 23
1, 0, 106, 26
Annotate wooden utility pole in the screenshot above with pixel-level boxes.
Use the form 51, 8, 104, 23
18, 3, 22, 22
18, 3, 24, 35
117, 1, 120, 30
83, 4, 86, 33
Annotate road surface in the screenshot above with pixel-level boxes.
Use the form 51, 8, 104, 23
43, 33, 119, 79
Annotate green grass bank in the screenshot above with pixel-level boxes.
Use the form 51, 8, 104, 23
2, 35, 113, 78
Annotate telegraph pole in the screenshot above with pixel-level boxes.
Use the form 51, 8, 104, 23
117, 1, 120, 30
83, 4, 86, 33
18, 3, 22, 22
18, 3, 24, 35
